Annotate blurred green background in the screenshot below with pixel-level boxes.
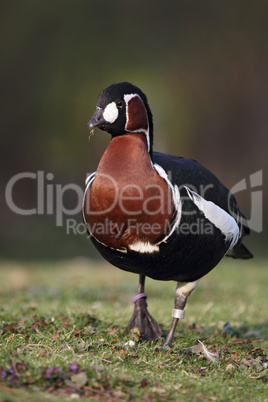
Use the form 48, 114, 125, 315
1, 0, 267, 260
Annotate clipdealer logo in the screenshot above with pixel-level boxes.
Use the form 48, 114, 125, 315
5, 171, 83, 227
4, 170, 263, 235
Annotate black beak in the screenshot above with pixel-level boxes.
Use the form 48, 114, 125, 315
87, 107, 107, 130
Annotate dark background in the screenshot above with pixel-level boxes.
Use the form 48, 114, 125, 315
1, 0, 267, 260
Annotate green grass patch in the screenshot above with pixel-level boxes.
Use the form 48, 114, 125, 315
0, 258, 267, 401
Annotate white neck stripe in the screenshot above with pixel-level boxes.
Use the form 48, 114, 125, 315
124, 93, 150, 153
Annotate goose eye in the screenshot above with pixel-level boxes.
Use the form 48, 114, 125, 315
116, 100, 124, 108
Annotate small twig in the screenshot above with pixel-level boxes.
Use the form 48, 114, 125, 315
88, 129, 95, 142
25, 343, 53, 350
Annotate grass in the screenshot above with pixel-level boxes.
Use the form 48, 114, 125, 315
0, 258, 267, 401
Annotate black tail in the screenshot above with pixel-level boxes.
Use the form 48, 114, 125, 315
226, 243, 253, 259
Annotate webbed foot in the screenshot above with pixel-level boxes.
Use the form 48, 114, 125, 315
125, 294, 162, 341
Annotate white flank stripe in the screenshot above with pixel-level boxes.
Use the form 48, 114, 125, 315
185, 186, 240, 250
154, 163, 182, 244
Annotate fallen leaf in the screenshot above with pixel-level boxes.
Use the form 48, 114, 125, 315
52, 333, 60, 341
107, 327, 117, 335
70, 372, 88, 386
120, 349, 127, 358
188, 344, 204, 354
141, 378, 150, 387
129, 327, 140, 335
226, 363, 237, 371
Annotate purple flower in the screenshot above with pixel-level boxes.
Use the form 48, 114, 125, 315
69, 363, 78, 371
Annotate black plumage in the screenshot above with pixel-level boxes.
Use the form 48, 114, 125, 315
83, 82, 252, 346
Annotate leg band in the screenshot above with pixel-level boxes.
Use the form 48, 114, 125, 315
172, 308, 185, 319
133, 293, 147, 303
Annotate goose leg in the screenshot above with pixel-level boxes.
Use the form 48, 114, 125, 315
126, 274, 163, 341
162, 280, 200, 347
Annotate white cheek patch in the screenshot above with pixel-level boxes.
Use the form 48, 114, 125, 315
103, 102, 119, 124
